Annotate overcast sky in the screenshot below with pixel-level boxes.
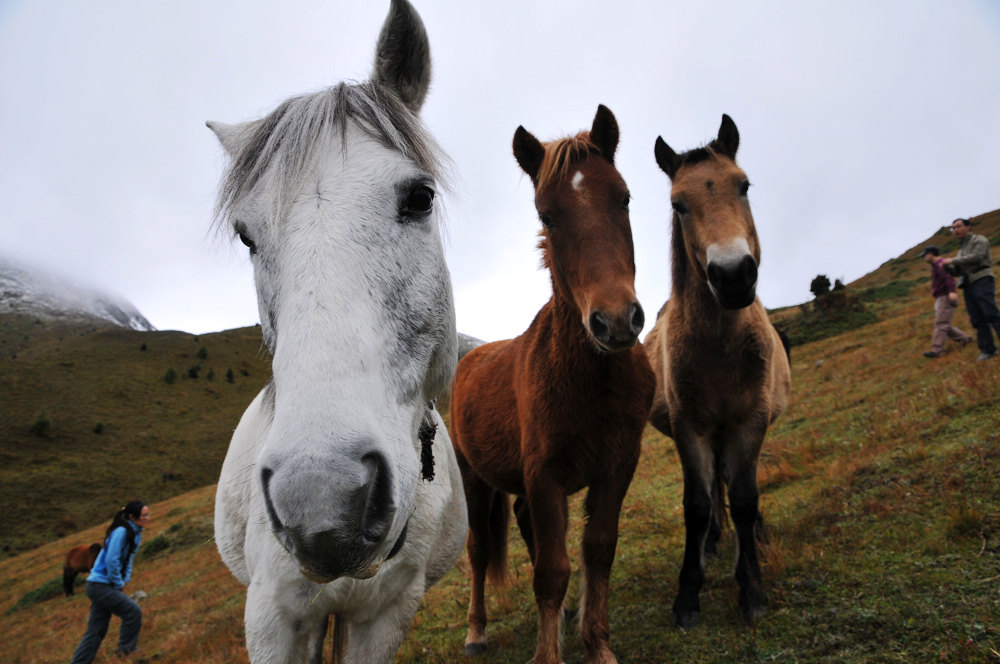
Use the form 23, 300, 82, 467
1, 1, 998, 341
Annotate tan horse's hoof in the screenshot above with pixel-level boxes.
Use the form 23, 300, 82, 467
464, 642, 488, 656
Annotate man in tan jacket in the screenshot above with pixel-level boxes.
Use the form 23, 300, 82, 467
942, 218, 1000, 361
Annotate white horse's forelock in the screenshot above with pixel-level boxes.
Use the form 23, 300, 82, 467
214, 81, 451, 236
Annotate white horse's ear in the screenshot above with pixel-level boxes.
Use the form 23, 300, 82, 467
207, 120, 258, 158
372, 0, 431, 113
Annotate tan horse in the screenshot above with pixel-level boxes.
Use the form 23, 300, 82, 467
450, 105, 655, 664
645, 114, 790, 629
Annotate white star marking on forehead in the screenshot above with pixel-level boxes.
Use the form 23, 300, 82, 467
571, 170, 584, 192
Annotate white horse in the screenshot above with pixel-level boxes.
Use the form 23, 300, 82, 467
208, 2, 467, 662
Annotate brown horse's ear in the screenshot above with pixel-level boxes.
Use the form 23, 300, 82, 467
372, 0, 432, 113
513, 126, 545, 183
590, 104, 620, 162
714, 114, 740, 159
654, 136, 680, 180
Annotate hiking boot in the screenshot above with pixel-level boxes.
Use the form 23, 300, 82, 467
976, 351, 997, 361
924, 351, 943, 358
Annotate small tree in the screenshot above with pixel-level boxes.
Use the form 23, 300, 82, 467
164, 368, 178, 384
206, 368, 215, 381
29, 412, 52, 437
196, 346, 208, 360
810, 274, 831, 298
93, 422, 104, 434
226, 368, 235, 383
140, 342, 148, 351
187, 365, 201, 379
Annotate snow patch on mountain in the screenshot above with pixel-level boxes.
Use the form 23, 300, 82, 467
0, 257, 155, 331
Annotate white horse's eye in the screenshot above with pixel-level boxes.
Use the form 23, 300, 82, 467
235, 227, 257, 255
401, 185, 435, 219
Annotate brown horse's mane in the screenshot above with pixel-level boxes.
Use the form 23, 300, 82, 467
535, 132, 601, 193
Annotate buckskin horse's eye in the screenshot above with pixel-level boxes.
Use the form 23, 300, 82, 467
402, 185, 435, 218
740, 180, 751, 197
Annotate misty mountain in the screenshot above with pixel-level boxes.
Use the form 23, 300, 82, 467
0, 257, 154, 331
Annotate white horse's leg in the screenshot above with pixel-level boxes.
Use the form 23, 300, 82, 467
245, 579, 326, 664
340, 586, 423, 664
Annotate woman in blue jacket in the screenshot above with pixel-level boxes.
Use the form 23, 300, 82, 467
70, 500, 150, 663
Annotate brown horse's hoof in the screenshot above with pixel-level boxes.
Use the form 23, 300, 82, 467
740, 599, 768, 627
464, 642, 488, 656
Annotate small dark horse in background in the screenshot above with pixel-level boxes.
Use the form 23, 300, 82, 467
450, 105, 655, 664
63, 542, 101, 596
644, 115, 791, 629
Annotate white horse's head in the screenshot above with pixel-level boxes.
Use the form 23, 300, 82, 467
209, 0, 456, 583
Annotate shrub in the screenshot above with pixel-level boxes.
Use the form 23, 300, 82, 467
139, 534, 171, 560
163, 368, 178, 384
810, 274, 831, 298
93, 422, 104, 434
196, 346, 208, 360
29, 412, 52, 438
187, 365, 201, 379
5, 577, 64, 615
140, 342, 147, 351
226, 368, 235, 383
206, 368, 215, 381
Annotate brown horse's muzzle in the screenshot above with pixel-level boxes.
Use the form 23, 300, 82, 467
588, 301, 645, 351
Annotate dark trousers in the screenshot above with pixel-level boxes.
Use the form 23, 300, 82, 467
963, 276, 1000, 354
70, 582, 142, 663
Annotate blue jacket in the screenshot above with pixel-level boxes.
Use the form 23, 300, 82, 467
88, 521, 142, 588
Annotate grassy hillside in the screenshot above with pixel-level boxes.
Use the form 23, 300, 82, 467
0, 318, 271, 555
1, 211, 998, 662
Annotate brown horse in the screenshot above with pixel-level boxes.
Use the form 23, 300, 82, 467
63, 542, 102, 596
450, 105, 654, 664
645, 114, 791, 629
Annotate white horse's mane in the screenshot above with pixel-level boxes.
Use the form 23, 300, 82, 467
214, 81, 450, 232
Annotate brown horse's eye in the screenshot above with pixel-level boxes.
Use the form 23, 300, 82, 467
671, 199, 689, 216
539, 213, 554, 228
622, 194, 631, 211
740, 181, 751, 197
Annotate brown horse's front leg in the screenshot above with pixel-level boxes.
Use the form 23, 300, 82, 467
526, 480, 570, 664
579, 462, 636, 664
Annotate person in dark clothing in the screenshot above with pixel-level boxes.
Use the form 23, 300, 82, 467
942, 218, 1000, 361
70, 501, 150, 663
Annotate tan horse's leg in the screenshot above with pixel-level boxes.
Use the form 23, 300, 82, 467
673, 428, 716, 629
721, 425, 768, 625
578, 457, 637, 664
526, 481, 570, 664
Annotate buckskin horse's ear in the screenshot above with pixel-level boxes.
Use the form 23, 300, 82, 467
372, 0, 431, 113
715, 114, 740, 159
513, 126, 545, 183
654, 136, 680, 180
590, 104, 620, 163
